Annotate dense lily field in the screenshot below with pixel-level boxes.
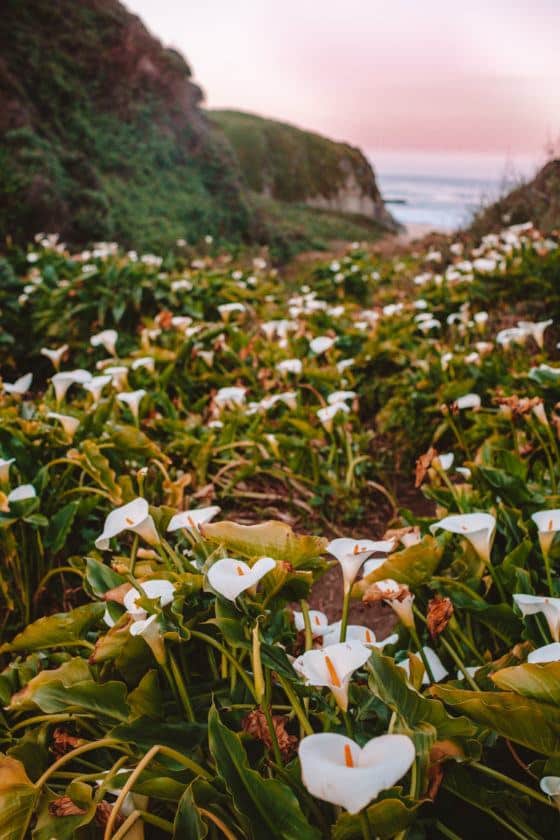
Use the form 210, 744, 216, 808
2, 224, 560, 838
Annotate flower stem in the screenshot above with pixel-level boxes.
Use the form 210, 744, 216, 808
276, 673, 314, 736
439, 632, 479, 691
190, 629, 257, 700
470, 760, 555, 808
300, 600, 313, 651
409, 622, 435, 683
358, 810, 373, 840
169, 649, 195, 721
339, 589, 351, 643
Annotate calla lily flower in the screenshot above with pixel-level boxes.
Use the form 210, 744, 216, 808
513, 594, 560, 641
129, 613, 166, 663
218, 302, 245, 321
8, 484, 36, 503
327, 391, 357, 405
298, 732, 415, 813
259, 392, 297, 411
0, 458, 15, 484
310, 336, 335, 355
436, 452, 454, 471
105, 366, 129, 390
337, 358, 354, 373
47, 412, 80, 439
215, 386, 246, 408
40, 344, 69, 370
531, 509, 560, 556
51, 369, 91, 403
399, 646, 449, 684
95, 498, 160, 551
430, 512, 496, 563
293, 609, 329, 637
323, 621, 397, 649
131, 356, 155, 372
91, 329, 118, 356
527, 643, 560, 663
454, 393, 481, 411
207, 556, 276, 601
292, 641, 371, 711
363, 579, 415, 628
167, 505, 221, 533
83, 374, 112, 405
540, 777, 560, 807
3, 373, 32, 395
276, 358, 302, 375
317, 402, 349, 431
123, 578, 175, 619
518, 319, 552, 349
117, 389, 146, 421
327, 538, 384, 594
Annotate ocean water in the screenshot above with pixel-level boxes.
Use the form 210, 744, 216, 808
369, 151, 540, 232
377, 172, 501, 231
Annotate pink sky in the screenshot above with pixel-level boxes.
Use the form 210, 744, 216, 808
125, 0, 559, 166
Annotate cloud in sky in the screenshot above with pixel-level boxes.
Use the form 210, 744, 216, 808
125, 0, 559, 158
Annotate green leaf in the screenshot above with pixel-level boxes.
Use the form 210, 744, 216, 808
208, 706, 320, 840
491, 662, 560, 704
356, 536, 443, 592
32, 679, 129, 720
367, 649, 476, 740
0, 603, 104, 653
432, 685, 560, 755
109, 717, 206, 754
333, 791, 420, 839
44, 501, 79, 553
0, 754, 38, 840
200, 520, 327, 567
173, 782, 209, 839
8, 658, 91, 711
85, 556, 126, 597
77, 440, 122, 502
128, 670, 163, 719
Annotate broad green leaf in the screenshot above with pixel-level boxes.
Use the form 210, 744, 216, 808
333, 790, 420, 839
367, 649, 476, 740
208, 706, 321, 840
0, 754, 38, 840
0, 603, 104, 653
173, 783, 209, 839
85, 556, 126, 597
109, 717, 206, 754
128, 670, 163, 719
32, 679, 129, 721
44, 501, 80, 553
356, 536, 443, 592
491, 662, 560, 704
8, 658, 91, 710
108, 423, 166, 461
432, 685, 560, 755
76, 439, 122, 501
200, 520, 327, 567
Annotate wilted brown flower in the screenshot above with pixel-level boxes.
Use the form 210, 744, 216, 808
494, 394, 542, 418
48, 796, 87, 818
155, 309, 173, 330
51, 727, 84, 757
242, 708, 298, 761
415, 446, 437, 488
427, 594, 454, 638
383, 525, 420, 546
363, 579, 411, 605
95, 801, 124, 829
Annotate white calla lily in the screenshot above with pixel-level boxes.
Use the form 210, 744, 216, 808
40, 344, 69, 370
518, 319, 552, 349
527, 643, 560, 663
399, 646, 449, 684
95, 497, 160, 550
123, 578, 175, 619
91, 329, 118, 356
215, 387, 246, 408
327, 538, 384, 594
292, 641, 370, 711
322, 621, 396, 648
8, 484, 36, 503
327, 391, 357, 405
298, 732, 415, 813
430, 513, 496, 563
513, 594, 560, 642
51, 369, 91, 403
3, 373, 32, 395
531, 509, 560, 556
276, 358, 302, 376
47, 412, 80, 439
117, 389, 146, 421
317, 402, 349, 432
167, 506, 221, 533
310, 336, 335, 355
129, 614, 166, 664
105, 366, 129, 390
454, 393, 481, 411
293, 609, 329, 637
207, 556, 276, 601
540, 776, 560, 807
131, 356, 155, 372
83, 374, 112, 405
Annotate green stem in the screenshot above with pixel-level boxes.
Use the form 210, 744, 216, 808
542, 549, 554, 596
470, 760, 555, 808
358, 810, 373, 840
169, 649, 195, 722
439, 633, 479, 691
129, 534, 139, 576
339, 589, 351, 643
36, 738, 129, 788
300, 600, 313, 651
190, 630, 257, 699
261, 699, 283, 765
409, 622, 435, 683
435, 821, 463, 840
276, 674, 314, 736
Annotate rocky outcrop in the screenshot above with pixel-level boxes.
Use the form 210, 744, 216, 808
211, 110, 399, 232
